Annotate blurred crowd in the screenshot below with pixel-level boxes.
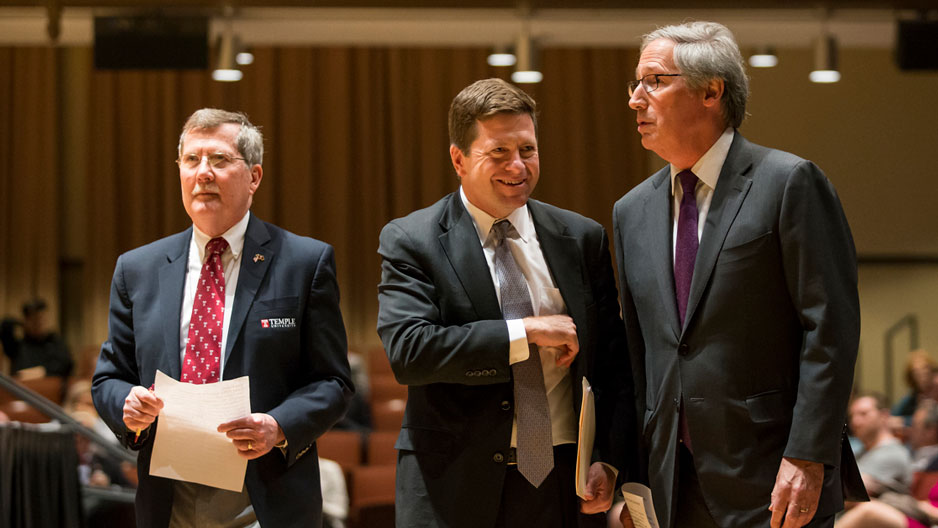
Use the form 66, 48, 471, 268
838, 350, 938, 528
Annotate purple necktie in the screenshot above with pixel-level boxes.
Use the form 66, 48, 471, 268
674, 170, 698, 451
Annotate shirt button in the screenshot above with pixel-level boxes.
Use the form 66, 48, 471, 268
493, 452, 504, 463
501, 400, 511, 411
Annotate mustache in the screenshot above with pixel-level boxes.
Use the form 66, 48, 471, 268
191, 184, 220, 196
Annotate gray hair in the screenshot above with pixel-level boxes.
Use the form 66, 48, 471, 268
642, 21, 749, 129
177, 108, 264, 166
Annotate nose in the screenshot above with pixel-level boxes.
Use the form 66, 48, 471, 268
628, 86, 646, 110
195, 157, 216, 181
505, 150, 524, 173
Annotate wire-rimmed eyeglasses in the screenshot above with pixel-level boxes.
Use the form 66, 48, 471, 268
627, 73, 682, 96
176, 152, 247, 170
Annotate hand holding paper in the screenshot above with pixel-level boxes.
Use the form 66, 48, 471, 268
218, 413, 285, 459
122, 385, 163, 432
580, 462, 616, 513
620, 482, 660, 528
148, 370, 252, 492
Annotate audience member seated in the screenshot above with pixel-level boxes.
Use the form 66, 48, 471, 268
320, 457, 350, 528
836, 480, 938, 528
895, 351, 938, 420
65, 380, 119, 445
1, 298, 73, 381
332, 351, 372, 431
851, 392, 914, 496
909, 399, 938, 472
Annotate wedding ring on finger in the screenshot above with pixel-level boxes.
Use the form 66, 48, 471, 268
248, 442, 253, 451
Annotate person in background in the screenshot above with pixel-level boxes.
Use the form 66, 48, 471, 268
908, 399, 938, 472
850, 393, 913, 497
1, 298, 73, 380
893, 351, 938, 424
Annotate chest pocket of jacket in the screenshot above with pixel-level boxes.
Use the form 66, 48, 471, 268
718, 231, 773, 270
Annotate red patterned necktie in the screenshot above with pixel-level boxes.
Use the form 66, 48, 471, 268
182, 237, 228, 384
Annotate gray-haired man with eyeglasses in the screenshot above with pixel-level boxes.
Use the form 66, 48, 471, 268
92, 108, 353, 528
611, 21, 864, 528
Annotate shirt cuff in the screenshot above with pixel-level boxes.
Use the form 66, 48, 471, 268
507, 319, 530, 365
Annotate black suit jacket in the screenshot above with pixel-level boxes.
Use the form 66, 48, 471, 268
92, 213, 353, 528
377, 192, 633, 528
613, 133, 861, 527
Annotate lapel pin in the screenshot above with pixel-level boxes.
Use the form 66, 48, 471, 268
253, 254, 265, 263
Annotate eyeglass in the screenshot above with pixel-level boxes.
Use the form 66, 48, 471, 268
627, 73, 682, 96
176, 152, 247, 170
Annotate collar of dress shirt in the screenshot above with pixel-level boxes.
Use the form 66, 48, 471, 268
670, 127, 735, 197
459, 186, 532, 246
191, 210, 250, 261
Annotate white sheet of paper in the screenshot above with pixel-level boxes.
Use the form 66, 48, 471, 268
575, 376, 596, 498
149, 370, 251, 492
620, 482, 660, 528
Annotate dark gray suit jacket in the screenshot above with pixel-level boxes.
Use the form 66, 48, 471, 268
92, 213, 353, 528
613, 134, 860, 527
377, 193, 634, 528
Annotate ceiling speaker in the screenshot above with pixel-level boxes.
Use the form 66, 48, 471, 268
94, 16, 208, 70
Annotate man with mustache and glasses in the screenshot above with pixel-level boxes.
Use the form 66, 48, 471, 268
92, 108, 353, 528
377, 78, 635, 528
612, 21, 863, 528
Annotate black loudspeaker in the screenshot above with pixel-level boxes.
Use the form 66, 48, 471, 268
94, 16, 208, 70
896, 19, 938, 70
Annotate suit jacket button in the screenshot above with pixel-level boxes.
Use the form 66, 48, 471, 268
493, 452, 504, 463
466, 370, 474, 377
678, 343, 689, 356
501, 400, 511, 411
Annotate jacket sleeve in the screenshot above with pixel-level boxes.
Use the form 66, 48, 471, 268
376, 221, 511, 386
779, 161, 860, 466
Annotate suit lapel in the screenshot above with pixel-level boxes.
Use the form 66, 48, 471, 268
225, 214, 273, 362
529, 201, 585, 338
644, 168, 682, 340
438, 194, 502, 320
683, 134, 754, 332
159, 228, 192, 380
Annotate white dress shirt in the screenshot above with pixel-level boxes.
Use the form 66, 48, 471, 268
671, 127, 735, 259
178, 211, 250, 379
459, 187, 577, 447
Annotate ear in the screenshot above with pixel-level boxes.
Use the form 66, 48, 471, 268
248, 164, 263, 195
702, 78, 724, 109
449, 144, 467, 179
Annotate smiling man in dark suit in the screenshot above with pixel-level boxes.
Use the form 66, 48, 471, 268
92, 108, 353, 528
377, 78, 634, 528
613, 21, 861, 528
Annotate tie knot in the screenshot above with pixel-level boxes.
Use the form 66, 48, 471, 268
678, 170, 698, 196
492, 220, 516, 243
206, 237, 229, 256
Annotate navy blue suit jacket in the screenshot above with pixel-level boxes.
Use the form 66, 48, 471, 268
92, 213, 353, 528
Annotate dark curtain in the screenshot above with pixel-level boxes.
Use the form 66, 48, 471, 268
0, 424, 84, 528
